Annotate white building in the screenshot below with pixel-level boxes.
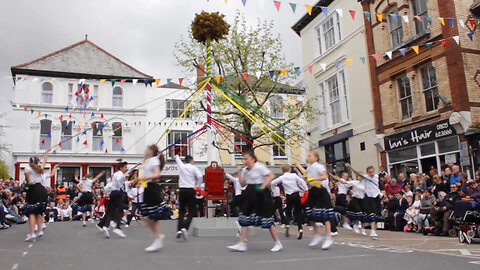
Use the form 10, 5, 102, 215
5, 39, 207, 186
292, 0, 379, 172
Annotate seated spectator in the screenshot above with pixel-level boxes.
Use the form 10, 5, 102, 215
432, 175, 449, 197
404, 183, 413, 197
417, 189, 435, 230
385, 178, 403, 195
413, 174, 427, 192
59, 201, 73, 221
397, 172, 408, 188
388, 191, 409, 231
450, 165, 461, 186
404, 193, 421, 232
430, 184, 461, 236
45, 201, 58, 222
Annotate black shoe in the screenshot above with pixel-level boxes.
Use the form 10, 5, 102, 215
285, 226, 290, 237
297, 230, 303, 240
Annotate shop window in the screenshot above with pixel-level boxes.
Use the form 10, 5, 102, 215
61, 120, 73, 151
412, 0, 429, 35
39, 119, 51, 150
420, 63, 439, 112
420, 143, 435, 157
397, 74, 413, 120
325, 140, 350, 170
388, 145, 417, 163
388, 8, 404, 48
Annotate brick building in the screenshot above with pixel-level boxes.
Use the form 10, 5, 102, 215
360, 0, 480, 176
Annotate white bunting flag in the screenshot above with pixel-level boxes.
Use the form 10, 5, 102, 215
255, 71, 262, 79
453, 35, 460, 45
385, 51, 393, 59
320, 63, 327, 71
458, 19, 465, 28
402, 15, 409, 23
132, 79, 138, 86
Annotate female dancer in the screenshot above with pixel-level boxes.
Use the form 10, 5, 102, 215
346, 163, 380, 239
77, 171, 104, 227
305, 151, 334, 249
134, 144, 168, 252
227, 151, 282, 252
24, 149, 50, 241
335, 172, 353, 230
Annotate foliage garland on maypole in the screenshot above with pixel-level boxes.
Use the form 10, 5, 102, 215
191, 11, 230, 159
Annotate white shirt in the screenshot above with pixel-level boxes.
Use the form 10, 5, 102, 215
241, 163, 270, 185
144, 157, 160, 178
176, 156, 203, 188
111, 171, 126, 191
60, 206, 72, 218
226, 173, 245, 196
271, 172, 308, 195
128, 186, 144, 203
80, 179, 94, 192
25, 166, 43, 184
41, 173, 51, 188
347, 180, 365, 199
103, 181, 114, 197
271, 185, 281, 197
337, 181, 349, 195
306, 162, 330, 193
363, 174, 380, 198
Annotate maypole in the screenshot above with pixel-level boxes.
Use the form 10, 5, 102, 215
191, 11, 230, 163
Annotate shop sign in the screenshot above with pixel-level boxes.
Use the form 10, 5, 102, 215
384, 119, 456, 151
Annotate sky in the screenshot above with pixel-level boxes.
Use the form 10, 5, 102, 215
0, 0, 320, 104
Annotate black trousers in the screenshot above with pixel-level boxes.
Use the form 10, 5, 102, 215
98, 192, 124, 229
273, 196, 287, 225
196, 198, 205, 217
126, 202, 141, 225
285, 192, 304, 230
177, 188, 196, 231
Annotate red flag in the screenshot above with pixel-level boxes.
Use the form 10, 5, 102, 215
301, 191, 309, 204
58, 142, 62, 147
372, 54, 380, 61
105, 149, 108, 153
440, 39, 447, 48
349, 10, 356, 20
85, 87, 89, 94
74, 92, 79, 97
178, 78, 184, 85
307, 65, 313, 73
469, 19, 475, 27
41, 139, 45, 144
59, 115, 63, 121
273, 0, 281, 11
115, 139, 120, 144
101, 113, 104, 118
83, 140, 88, 145
241, 73, 248, 81
120, 79, 127, 83
24, 106, 27, 111
69, 114, 72, 118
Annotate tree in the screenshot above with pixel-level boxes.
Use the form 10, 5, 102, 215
0, 160, 10, 179
175, 11, 319, 153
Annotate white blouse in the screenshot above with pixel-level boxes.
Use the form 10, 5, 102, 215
241, 163, 271, 185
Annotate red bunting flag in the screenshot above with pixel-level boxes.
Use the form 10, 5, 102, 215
372, 54, 380, 61
242, 73, 248, 81
307, 65, 313, 73
120, 79, 127, 83
115, 139, 120, 144
69, 114, 72, 118
58, 142, 62, 147
349, 10, 356, 20
83, 140, 88, 145
440, 39, 447, 48
41, 139, 45, 144
105, 149, 108, 153
74, 92, 79, 97
469, 19, 475, 27
101, 113, 104, 118
178, 78, 184, 85
24, 106, 27, 111
59, 115, 63, 121
273, 1, 281, 11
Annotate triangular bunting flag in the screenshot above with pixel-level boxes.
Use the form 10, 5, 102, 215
320, 63, 327, 71
100, 140, 104, 146
412, 45, 419, 54
458, 19, 465, 28
99, 79, 106, 84
269, 70, 275, 78
467, 32, 474, 41
281, 69, 287, 76
91, 112, 95, 117
37, 111, 41, 117
155, 79, 160, 86
453, 36, 460, 45
440, 39, 447, 48
320, 6, 328, 17
166, 78, 172, 85
363, 12, 371, 21
307, 65, 313, 73
120, 147, 125, 153
289, 2, 296, 13
41, 139, 45, 144
228, 74, 234, 83
242, 73, 248, 81
399, 48, 406, 56
346, 59, 353, 66
65, 106, 69, 112
402, 15, 409, 23
294, 67, 300, 75
415, 16, 422, 22
427, 17, 432, 25
305, 5, 313, 15
178, 78, 184, 85
426, 43, 433, 50
255, 71, 262, 79
215, 75, 221, 84
448, 18, 454, 27
115, 139, 120, 144
111, 80, 116, 87
132, 79, 138, 86
439, 17, 445, 26
59, 115, 63, 121
101, 113, 104, 118
273, 1, 281, 11
120, 79, 126, 83
349, 10, 355, 20
333, 61, 339, 69
83, 140, 88, 145
58, 141, 62, 147
105, 149, 108, 153
385, 51, 393, 59
468, 19, 475, 27
47, 132, 51, 138
77, 137, 80, 143
372, 54, 380, 61
144, 79, 150, 87
376, 13, 383, 22
241, 0, 247, 6
360, 56, 366, 64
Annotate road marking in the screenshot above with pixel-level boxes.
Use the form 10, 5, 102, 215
22, 252, 28, 257
469, 261, 480, 265
460, 249, 472, 255
256, 254, 371, 264
28, 244, 33, 248
11, 264, 18, 270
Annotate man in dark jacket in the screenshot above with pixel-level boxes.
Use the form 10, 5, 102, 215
388, 192, 409, 231
430, 184, 461, 235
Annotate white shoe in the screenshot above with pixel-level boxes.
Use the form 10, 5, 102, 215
297, 229, 303, 240
113, 228, 126, 238
91, 218, 95, 224
25, 234, 36, 242
35, 230, 44, 238
309, 234, 323, 247
96, 225, 104, 232
343, 223, 353, 230
103, 227, 110, 238
49, 218, 54, 223
361, 229, 367, 236
322, 236, 334, 250
41, 223, 46, 231
145, 235, 165, 252
109, 221, 117, 229
308, 226, 314, 231
227, 242, 247, 252
181, 228, 188, 241
125, 224, 129, 228
330, 232, 339, 237
271, 241, 283, 252
34, 224, 38, 231
353, 224, 360, 234
315, 222, 325, 227
83, 221, 87, 227
280, 224, 286, 229
370, 230, 378, 240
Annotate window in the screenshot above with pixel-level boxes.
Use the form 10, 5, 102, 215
112, 122, 123, 152
61, 120, 72, 151
315, 12, 341, 55
92, 85, 99, 107
92, 121, 104, 151
88, 167, 111, 185
272, 134, 286, 158
388, 9, 404, 48
412, 0, 428, 34
420, 63, 439, 112
397, 74, 413, 120
168, 131, 190, 159
39, 119, 51, 150
319, 70, 349, 129
325, 140, 350, 171
112, 87, 123, 107
270, 95, 285, 119
41, 82, 53, 104
234, 135, 249, 158
68, 83, 74, 104
166, 99, 191, 118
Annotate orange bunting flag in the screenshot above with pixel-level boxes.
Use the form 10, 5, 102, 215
215, 75, 221, 84
37, 111, 41, 117
50, 78, 56, 82
307, 65, 313, 73
281, 69, 287, 76
439, 17, 445, 26
346, 59, 353, 66
412, 45, 420, 54
376, 13, 383, 22
178, 78, 184, 85
273, 1, 281, 11
305, 5, 313, 15
242, 73, 248, 81
155, 79, 160, 86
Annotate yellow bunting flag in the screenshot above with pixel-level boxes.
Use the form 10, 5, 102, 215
79, 121, 83, 125
99, 79, 106, 84
215, 75, 221, 84
224, 0, 227, 3
50, 78, 56, 82
155, 79, 160, 86
281, 69, 287, 76
439, 17, 445, 26
412, 46, 419, 54
376, 13, 383, 22
1, 96, 5, 101
37, 111, 41, 116
305, 5, 313, 15
346, 59, 353, 66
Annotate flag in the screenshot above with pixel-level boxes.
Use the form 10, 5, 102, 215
346, 59, 353, 66
349, 10, 355, 20
255, 71, 262, 79
372, 54, 380, 61
105, 149, 108, 153
269, 70, 275, 78
294, 67, 300, 75
447, 18, 454, 27
426, 43, 433, 50
320, 63, 327, 71
167, 78, 172, 85
82, 130, 87, 135
376, 13, 383, 22
360, 56, 366, 64
320, 6, 328, 17
412, 45, 419, 54
385, 51, 393, 59
241, 0, 246, 6
467, 32, 474, 41
77, 137, 80, 143
120, 79, 126, 83
307, 65, 313, 73
399, 48, 406, 56
111, 80, 116, 87
65, 106, 69, 112
115, 139, 120, 144
100, 140, 104, 146
241, 73, 248, 81
439, 17, 445, 26
69, 113, 72, 118
215, 75, 221, 84
155, 79, 160, 86
120, 147, 125, 153
453, 36, 460, 45
101, 113, 104, 118
289, 2, 296, 13
306, 5, 313, 15
58, 142, 62, 147
281, 68, 287, 76
178, 78, 184, 85
333, 61, 339, 69
37, 111, 41, 117
83, 140, 88, 145
59, 115, 63, 121
440, 39, 447, 48
363, 11, 371, 21
132, 79, 138, 86
99, 79, 106, 84
41, 139, 45, 144
273, 1, 281, 11
469, 19, 475, 27
402, 15, 409, 23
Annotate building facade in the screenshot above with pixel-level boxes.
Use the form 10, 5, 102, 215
360, 0, 480, 177
292, 0, 379, 172
5, 40, 208, 186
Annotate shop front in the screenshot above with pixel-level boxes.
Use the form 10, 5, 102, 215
385, 119, 460, 177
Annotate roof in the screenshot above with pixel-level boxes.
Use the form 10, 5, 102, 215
11, 40, 152, 80
158, 82, 190, 90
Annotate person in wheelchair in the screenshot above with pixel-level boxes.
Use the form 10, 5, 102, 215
430, 184, 461, 236
454, 180, 480, 219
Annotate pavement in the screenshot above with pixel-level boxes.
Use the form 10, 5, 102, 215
1, 220, 480, 270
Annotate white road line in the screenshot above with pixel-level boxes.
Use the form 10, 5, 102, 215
28, 244, 33, 248
255, 254, 371, 264
460, 249, 472, 255
11, 263, 18, 270
469, 261, 480, 265
22, 252, 28, 257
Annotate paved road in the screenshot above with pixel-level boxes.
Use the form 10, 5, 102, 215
1, 220, 479, 270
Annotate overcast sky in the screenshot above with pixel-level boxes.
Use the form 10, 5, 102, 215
0, 0, 321, 105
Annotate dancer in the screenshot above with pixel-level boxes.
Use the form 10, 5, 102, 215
134, 144, 168, 252
228, 151, 282, 252
271, 164, 308, 239
304, 151, 334, 249
336, 172, 353, 230
226, 169, 245, 217
24, 149, 50, 242
346, 163, 380, 239
175, 154, 203, 241
77, 171, 104, 227
271, 180, 287, 233
331, 172, 366, 235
